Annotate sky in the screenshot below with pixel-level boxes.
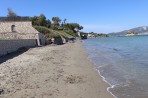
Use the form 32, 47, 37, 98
1, 0, 148, 33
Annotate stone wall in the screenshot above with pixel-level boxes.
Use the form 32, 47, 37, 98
0, 21, 46, 56
0, 39, 37, 56
0, 21, 37, 33
0, 32, 38, 39
0, 21, 46, 45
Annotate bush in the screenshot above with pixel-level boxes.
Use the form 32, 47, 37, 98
34, 25, 60, 38
33, 26, 50, 35
34, 26, 76, 45
63, 30, 77, 37
54, 36, 63, 45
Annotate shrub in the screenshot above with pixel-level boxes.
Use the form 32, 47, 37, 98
54, 36, 63, 45
63, 30, 77, 37
33, 26, 50, 35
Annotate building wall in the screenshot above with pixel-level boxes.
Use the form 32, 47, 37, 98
0, 21, 37, 33
0, 39, 37, 56
0, 21, 46, 56
0, 21, 46, 45
0, 32, 38, 39
37, 33, 46, 45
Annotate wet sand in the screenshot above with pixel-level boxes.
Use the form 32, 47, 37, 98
0, 41, 114, 98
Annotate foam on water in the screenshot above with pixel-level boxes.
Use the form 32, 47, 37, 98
86, 50, 118, 98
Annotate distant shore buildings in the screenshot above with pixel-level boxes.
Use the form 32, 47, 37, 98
87, 32, 109, 38
126, 31, 138, 36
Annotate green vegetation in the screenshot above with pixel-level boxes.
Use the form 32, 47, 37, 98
30, 14, 83, 43
87, 32, 109, 38
4, 8, 86, 44
34, 26, 73, 38
4, 8, 110, 41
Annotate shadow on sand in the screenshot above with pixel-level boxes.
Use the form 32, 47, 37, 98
0, 47, 29, 64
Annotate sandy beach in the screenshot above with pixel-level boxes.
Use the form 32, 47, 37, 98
0, 41, 114, 98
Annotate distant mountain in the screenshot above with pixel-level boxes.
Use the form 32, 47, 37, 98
109, 26, 148, 36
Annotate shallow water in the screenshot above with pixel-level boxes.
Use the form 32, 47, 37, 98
82, 36, 148, 98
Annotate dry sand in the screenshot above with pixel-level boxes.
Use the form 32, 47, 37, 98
0, 41, 114, 98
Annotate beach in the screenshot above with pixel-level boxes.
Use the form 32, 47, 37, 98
0, 40, 114, 98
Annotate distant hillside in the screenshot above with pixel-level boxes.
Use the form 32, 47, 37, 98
110, 26, 148, 36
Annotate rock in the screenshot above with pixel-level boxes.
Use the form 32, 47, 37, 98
0, 89, 4, 95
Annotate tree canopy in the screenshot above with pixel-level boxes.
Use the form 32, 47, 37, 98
63, 23, 83, 33
30, 15, 83, 34
30, 14, 51, 28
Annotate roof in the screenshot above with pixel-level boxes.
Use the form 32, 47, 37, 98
0, 21, 39, 33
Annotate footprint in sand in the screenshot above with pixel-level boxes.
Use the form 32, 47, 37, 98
65, 75, 85, 84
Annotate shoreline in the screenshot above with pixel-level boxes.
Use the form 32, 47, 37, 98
0, 40, 114, 98
97, 68, 117, 98
81, 41, 117, 98
84, 53, 117, 98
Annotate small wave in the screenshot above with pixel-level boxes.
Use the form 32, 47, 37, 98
107, 85, 118, 98
83, 44, 118, 98
96, 69, 118, 98
113, 48, 120, 51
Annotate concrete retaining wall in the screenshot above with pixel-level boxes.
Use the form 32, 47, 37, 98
0, 39, 37, 56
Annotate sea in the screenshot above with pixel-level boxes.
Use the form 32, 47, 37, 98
82, 35, 148, 98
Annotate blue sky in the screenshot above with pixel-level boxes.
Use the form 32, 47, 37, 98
1, 0, 148, 33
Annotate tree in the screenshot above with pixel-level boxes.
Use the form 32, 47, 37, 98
38, 14, 46, 26
77, 26, 83, 31
52, 17, 61, 26
46, 19, 51, 28
7, 8, 17, 17
65, 23, 83, 33
30, 16, 39, 26
61, 18, 67, 28
63, 18, 67, 24
30, 15, 51, 28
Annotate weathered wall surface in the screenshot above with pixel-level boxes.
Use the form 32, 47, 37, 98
0, 21, 46, 56
0, 39, 37, 56
0, 32, 38, 39
0, 21, 37, 33
37, 33, 46, 45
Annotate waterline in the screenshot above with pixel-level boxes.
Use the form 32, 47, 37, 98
82, 36, 148, 98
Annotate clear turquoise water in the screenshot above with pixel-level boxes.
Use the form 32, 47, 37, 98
82, 36, 148, 98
